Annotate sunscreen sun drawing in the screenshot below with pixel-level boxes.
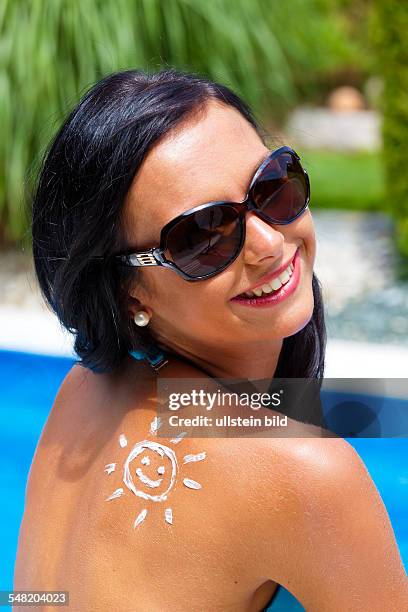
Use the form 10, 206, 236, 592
104, 416, 207, 529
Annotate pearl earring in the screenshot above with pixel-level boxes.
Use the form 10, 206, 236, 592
133, 311, 151, 327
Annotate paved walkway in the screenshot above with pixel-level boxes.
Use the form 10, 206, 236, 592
286, 107, 381, 151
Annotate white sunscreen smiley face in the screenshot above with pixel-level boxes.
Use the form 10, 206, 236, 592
124, 439, 178, 502
104, 417, 207, 529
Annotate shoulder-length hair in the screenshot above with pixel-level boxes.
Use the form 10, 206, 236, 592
32, 68, 326, 378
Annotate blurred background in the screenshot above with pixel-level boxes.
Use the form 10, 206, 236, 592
0, 1, 407, 606
0, 0, 407, 368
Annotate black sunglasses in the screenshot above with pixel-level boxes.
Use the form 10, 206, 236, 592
115, 146, 310, 281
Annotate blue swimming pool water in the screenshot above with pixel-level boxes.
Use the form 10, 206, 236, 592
1, 349, 407, 611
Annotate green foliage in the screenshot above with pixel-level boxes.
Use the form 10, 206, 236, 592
371, 1, 408, 261
301, 150, 384, 211
0, 0, 365, 244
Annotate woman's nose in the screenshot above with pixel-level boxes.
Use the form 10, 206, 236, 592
242, 210, 284, 264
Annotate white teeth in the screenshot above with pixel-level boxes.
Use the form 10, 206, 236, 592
270, 277, 283, 291
241, 262, 294, 299
279, 270, 290, 284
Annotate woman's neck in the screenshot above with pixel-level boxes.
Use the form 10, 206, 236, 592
157, 337, 283, 384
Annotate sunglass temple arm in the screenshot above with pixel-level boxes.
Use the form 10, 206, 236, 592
116, 249, 162, 267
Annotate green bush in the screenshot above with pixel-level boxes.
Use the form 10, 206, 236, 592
371, 1, 408, 262
0, 0, 365, 244
302, 150, 384, 211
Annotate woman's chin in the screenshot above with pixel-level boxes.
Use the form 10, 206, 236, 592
265, 295, 315, 340
286, 299, 315, 336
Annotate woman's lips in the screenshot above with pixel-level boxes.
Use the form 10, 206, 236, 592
230, 248, 301, 308
236, 249, 298, 296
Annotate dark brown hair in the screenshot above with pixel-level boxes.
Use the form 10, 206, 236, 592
32, 68, 326, 377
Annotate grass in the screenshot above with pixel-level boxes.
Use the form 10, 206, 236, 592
301, 150, 385, 211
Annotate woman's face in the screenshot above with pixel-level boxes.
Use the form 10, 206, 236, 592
123, 100, 316, 374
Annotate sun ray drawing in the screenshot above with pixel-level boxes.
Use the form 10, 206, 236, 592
104, 462, 116, 474
104, 417, 207, 529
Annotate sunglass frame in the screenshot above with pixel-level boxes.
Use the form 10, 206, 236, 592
115, 146, 310, 281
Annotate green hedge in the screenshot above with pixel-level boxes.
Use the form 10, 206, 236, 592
302, 150, 384, 211
372, 2, 408, 263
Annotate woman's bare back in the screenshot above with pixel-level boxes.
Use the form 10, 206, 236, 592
14, 355, 408, 611
14, 356, 284, 610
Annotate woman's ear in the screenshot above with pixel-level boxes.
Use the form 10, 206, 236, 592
128, 294, 152, 319
127, 273, 153, 318
127, 272, 149, 302
128, 293, 140, 317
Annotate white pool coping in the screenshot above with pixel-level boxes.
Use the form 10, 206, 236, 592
0, 305, 407, 381
0, 305, 76, 358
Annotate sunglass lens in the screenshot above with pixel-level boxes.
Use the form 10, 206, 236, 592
250, 151, 308, 222
164, 205, 242, 278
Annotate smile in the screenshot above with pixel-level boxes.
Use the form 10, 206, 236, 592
230, 248, 301, 308
135, 467, 163, 488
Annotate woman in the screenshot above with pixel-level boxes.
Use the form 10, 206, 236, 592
15, 69, 407, 611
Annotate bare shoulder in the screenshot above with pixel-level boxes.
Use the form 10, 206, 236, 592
48, 356, 157, 418
47, 361, 115, 415
239, 436, 408, 610
54, 358, 142, 401
48, 359, 407, 610
55, 352, 204, 410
